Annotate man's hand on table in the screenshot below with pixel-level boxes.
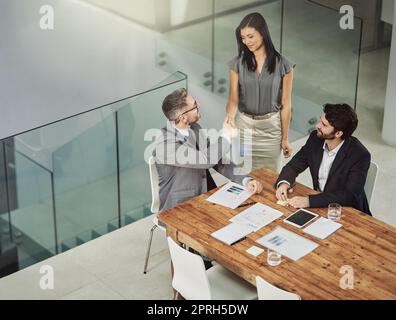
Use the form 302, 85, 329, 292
288, 196, 310, 208
275, 183, 293, 202
276, 183, 309, 208
245, 179, 263, 194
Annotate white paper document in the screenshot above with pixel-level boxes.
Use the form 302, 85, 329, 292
230, 203, 283, 231
246, 246, 265, 257
211, 222, 254, 245
206, 181, 253, 209
256, 226, 319, 261
303, 217, 342, 240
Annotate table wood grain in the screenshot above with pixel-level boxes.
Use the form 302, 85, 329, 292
158, 168, 396, 300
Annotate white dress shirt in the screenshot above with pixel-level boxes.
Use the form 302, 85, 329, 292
317, 140, 344, 192
172, 122, 190, 138
277, 140, 344, 192
173, 122, 231, 143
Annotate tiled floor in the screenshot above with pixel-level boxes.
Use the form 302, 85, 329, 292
0, 214, 172, 300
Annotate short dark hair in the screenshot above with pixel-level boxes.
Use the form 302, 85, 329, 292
162, 88, 188, 121
323, 103, 358, 139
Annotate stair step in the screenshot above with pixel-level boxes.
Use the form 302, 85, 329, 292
91, 230, 102, 240
60, 238, 77, 252
107, 222, 117, 233
124, 215, 136, 225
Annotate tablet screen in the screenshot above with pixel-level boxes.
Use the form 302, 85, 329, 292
285, 210, 317, 227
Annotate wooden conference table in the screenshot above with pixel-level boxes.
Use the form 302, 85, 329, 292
158, 168, 396, 300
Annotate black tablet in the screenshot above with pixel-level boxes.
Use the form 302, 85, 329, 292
283, 209, 318, 228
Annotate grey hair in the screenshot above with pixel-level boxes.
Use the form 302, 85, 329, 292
162, 88, 188, 121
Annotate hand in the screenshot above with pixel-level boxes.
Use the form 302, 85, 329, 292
281, 139, 292, 158
288, 196, 309, 209
225, 115, 236, 128
276, 183, 293, 202
222, 120, 238, 139
246, 179, 263, 194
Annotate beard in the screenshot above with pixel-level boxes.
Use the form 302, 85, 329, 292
189, 112, 201, 125
316, 129, 336, 140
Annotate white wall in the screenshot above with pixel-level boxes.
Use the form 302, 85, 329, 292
382, 4, 396, 146
0, 0, 169, 141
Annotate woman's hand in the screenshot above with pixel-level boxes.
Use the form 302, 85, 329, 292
281, 139, 292, 158
222, 120, 238, 139
225, 114, 236, 128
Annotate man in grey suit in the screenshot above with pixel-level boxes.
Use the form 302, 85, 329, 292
153, 88, 263, 212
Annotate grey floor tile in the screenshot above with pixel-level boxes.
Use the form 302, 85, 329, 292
59, 280, 125, 300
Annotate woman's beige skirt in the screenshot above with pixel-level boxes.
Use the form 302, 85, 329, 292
235, 110, 282, 172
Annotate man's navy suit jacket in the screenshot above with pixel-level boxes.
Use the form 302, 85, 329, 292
276, 130, 371, 215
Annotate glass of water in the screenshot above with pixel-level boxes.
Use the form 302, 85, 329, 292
328, 203, 342, 221
267, 249, 282, 266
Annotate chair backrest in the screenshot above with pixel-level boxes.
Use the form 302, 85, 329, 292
256, 276, 301, 300
148, 156, 160, 213
167, 237, 211, 300
364, 161, 378, 206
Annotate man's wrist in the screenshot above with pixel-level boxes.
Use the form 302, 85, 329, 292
242, 177, 253, 187
276, 180, 290, 189
307, 195, 312, 207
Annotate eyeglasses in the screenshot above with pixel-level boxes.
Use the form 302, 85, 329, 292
175, 100, 199, 120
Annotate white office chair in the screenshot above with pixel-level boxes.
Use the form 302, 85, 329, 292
167, 237, 257, 300
364, 161, 378, 207
256, 276, 301, 300
143, 156, 165, 274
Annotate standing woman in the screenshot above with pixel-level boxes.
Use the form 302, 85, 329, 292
225, 12, 295, 172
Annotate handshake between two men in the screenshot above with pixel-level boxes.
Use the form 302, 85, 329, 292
222, 119, 263, 195
223, 120, 303, 202
223, 119, 302, 202
156, 90, 371, 215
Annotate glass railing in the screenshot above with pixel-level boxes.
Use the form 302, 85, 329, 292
0, 142, 13, 263
84, 0, 158, 30
155, 0, 363, 140
51, 108, 119, 251
0, 71, 187, 274
8, 144, 57, 266
81, 0, 362, 139
283, 0, 362, 138
84, 0, 267, 31
117, 78, 186, 224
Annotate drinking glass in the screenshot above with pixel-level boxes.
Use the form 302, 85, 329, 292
267, 249, 282, 266
328, 203, 342, 221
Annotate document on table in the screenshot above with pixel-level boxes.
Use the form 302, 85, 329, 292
211, 222, 254, 245
256, 226, 319, 261
206, 181, 253, 209
230, 203, 283, 231
303, 217, 342, 240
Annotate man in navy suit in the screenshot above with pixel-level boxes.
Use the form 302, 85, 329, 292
275, 103, 371, 215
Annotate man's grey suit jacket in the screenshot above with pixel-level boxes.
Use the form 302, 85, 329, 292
153, 122, 246, 212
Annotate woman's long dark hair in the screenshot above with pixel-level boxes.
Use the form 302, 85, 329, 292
236, 12, 280, 74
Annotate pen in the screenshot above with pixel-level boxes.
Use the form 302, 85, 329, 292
238, 201, 256, 208
231, 237, 246, 245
